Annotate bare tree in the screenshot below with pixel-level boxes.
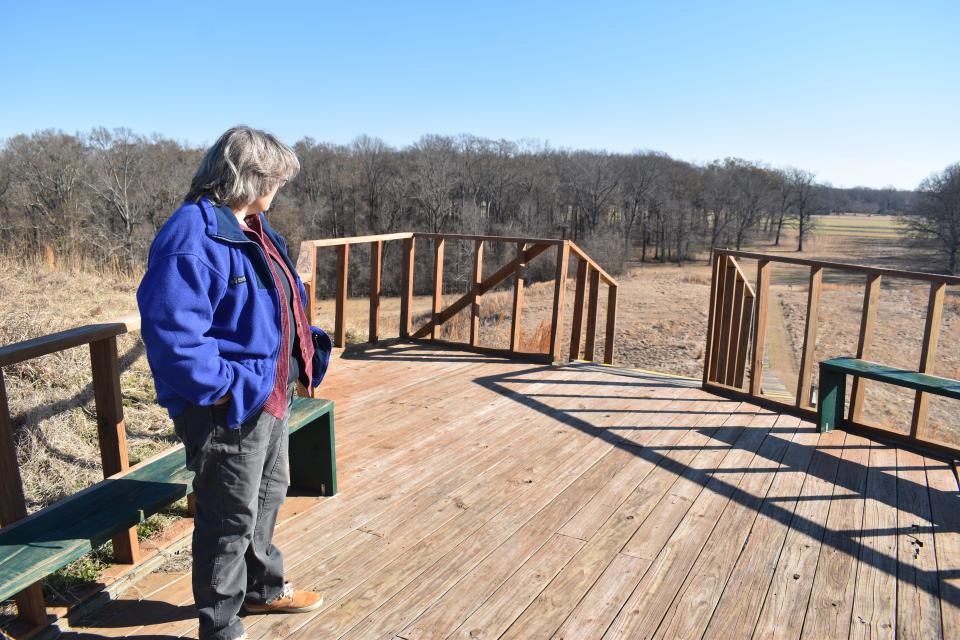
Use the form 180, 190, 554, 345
905, 163, 960, 274
786, 167, 818, 252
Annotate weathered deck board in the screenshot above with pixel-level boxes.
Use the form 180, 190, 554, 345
63, 344, 959, 640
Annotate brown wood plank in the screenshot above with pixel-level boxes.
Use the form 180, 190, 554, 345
849, 273, 881, 422
502, 401, 756, 640
714, 261, 736, 385
399, 237, 415, 338
369, 240, 382, 343
605, 411, 780, 639
849, 444, 898, 640
925, 455, 960, 638
896, 447, 942, 638
651, 414, 803, 639
568, 259, 588, 361
584, 266, 600, 362
447, 534, 584, 640
510, 241, 526, 352
89, 336, 139, 565
335, 243, 350, 348
703, 252, 723, 385
750, 259, 772, 395
549, 242, 570, 361
911, 281, 946, 439
751, 428, 847, 639
471, 239, 484, 347
431, 237, 445, 340
724, 276, 746, 386
796, 265, 823, 409
802, 433, 871, 638
604, 284, 617, 365
734, 290, 754, 389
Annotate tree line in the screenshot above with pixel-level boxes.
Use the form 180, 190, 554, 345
2, 128, 954, 295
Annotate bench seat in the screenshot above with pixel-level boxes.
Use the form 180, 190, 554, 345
817, 357, 959, 432
0, 396, 334, 604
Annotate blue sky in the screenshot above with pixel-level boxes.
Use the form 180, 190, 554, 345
1, 1, 957, 189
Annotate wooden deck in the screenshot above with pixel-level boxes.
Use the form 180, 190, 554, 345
65, 344, 959, 639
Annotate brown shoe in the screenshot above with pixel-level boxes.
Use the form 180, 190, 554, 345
243, 582, 324, 614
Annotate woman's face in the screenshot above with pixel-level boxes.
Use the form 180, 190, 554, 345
247, 182, 281, 215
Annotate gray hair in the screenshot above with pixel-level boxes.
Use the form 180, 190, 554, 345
185, 125, 300, 206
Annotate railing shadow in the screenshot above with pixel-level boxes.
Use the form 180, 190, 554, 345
445, 355, 960, 610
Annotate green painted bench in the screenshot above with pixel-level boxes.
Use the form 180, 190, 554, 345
818, 357, 960, 432
0, 396, 335, 605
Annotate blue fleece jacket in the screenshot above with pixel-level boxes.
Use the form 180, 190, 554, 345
136, 196, 331, 429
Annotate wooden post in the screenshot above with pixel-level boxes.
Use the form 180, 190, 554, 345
431, 238, 445, 340
796, 265, 823, 409
470, 239, 484, 347
848, 273, 881, 422
910, 281, 946, 439
89, 336, 139, 564
749, 259, 771, 396
369, 241, 382, 343
400, 237, 415, 338
715, 262, 738, 385
604, 283, 617, 365
334, 244, 349, 348
0, 368, 48, 626
569, 259, 588, 361
702, 252, 722, 386
584, 266, 601, 361
308, 246, 318, 329
722, 277, 746, 385
510, 241, 526, 352
708, 255, 731, 383
549, 241, 570, 360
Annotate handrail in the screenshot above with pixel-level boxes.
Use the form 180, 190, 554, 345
296, 232, 619, 365
703, 249, 959, 456
714, 249, 960, 286
0, 316, 140, 367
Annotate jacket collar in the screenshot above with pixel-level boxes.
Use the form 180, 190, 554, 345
196, 196, 283, 246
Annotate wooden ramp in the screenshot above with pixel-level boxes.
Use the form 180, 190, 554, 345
64, 344, 960, 639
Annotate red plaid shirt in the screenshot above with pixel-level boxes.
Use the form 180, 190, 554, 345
240, 213, 314, 419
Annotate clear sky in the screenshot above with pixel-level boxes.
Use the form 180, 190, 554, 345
1, 1, 957, 190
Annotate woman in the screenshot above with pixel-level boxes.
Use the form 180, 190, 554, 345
137, 126, 330, 640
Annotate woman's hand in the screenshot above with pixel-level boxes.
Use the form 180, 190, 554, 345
213, 391, 231, 406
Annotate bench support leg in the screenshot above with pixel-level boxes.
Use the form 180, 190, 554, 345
818, 369, 846, 433
289, 412, 338, 496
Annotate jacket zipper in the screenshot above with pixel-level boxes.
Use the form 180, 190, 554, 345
209, 231, 282, 426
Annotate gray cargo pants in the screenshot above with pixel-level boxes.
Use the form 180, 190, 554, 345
172, 382, 295, 640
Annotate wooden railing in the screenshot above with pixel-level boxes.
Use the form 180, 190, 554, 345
0, 317, 144, 625
703, 249, 960, 455
295, 232, 619, 364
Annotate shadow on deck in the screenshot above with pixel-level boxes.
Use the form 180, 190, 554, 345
64, 343, 959, 639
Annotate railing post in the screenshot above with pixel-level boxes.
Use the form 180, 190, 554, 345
910, 281, 946, 439
584, 266, 601, 361
400, 237, 415, 338
604, 283, 617, 365
569, 259, 588, 361
749, 259, 771, 396
0, 368, 48, 626
702, 251, 722, 386
510, 241, 526, 352
470, 239, 484, 347
432, 238, 445, 340
796, 265, 823, 408
334, 244, 349, 348
549, 241, 570, 361
89, 336, 140, 564
308, 245, 318, 329
369, 241, 382, 344
715, 260, 738, 384
848, 273, 881, 422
